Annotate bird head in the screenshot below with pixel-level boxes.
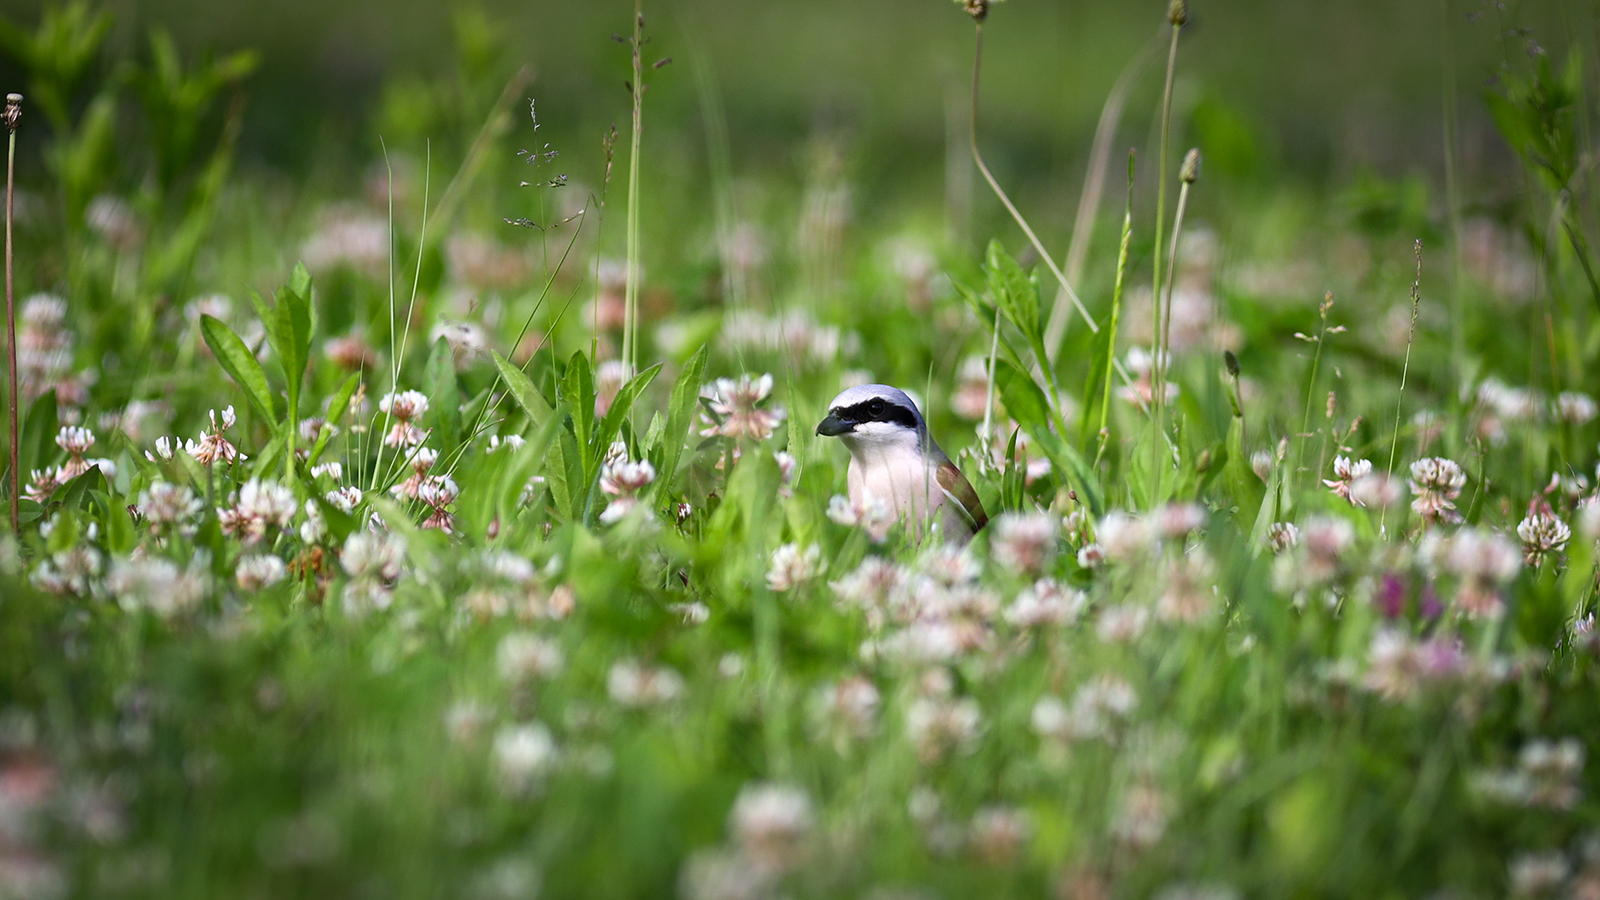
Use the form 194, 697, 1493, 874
815, 384, 927, 451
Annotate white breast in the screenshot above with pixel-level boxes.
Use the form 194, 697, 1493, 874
844, 440, 970, 540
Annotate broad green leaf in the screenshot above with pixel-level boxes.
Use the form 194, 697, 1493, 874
95, 489, 135, 554
21, 392, 58, 477
992, 358, 1054, 436
423, 337, 462, 450
313, 494, 359, 546
1224, 415, 1264, 518
594, 363, 662, 466
562, 352, 596, 470
199, 314, 276, 423
308, 373, 360, 467
1030, 430, 1105, 519
654, 344, 708, 484
492, 350, 555, 424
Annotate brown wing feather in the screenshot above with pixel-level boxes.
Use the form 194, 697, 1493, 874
936, 459, 989, 532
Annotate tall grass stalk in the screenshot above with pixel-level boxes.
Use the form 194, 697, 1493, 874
1155, 148, 1199, 435
622, 3, 645, 380
1095, 150, 1137, 451
965, 18, 1096, 339
1294, 293, 1333, 492
369, 143, 432, 496
3, 93, 16, 533
1380, 240, 1424, 539
981, 305, 1002, 464
1044, 33, 1160, 361
1150, 1, 1186, 412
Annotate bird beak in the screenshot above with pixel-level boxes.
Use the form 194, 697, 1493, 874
815, 413, 852, 437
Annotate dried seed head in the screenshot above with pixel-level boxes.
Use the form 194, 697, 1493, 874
957, 0, 994, 22
1179, 148, 1200, 183
3, 93, 20, 133
1168, 0, 1188, 26
1223, 350, 1240, 378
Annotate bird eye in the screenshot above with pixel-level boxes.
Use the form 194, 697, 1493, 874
867, 399, 886, 417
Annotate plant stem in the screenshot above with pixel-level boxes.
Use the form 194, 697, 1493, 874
1096, 150, 1137, 443
1156, 153, 1196, 431
1045, 33, 1160, 361
4, 94, 19, 534
1380, 240, 1424, 539
622, 2, 645, 379
1150, 19, 1182, 419
968, 23, 1097, 338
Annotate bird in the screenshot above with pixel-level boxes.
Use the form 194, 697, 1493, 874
815, 384, 988, 542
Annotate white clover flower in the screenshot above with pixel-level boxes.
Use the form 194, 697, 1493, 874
1557, 391, 1598, 425
607, 659, 685, 707
729, 782, 814, 873
108, 556, 208, 619
493, 722, 558, 793
496, 633, 565, 683
378, 390, 430, 447
700, 373, 786, 442
1323, 456, 1372, 505
1004, 578, 1086, 628
1518, 508, 1572, 567
1409, 457, 1466, 525
599, 455, 656, 525
1095, 511, 1153, 562
139, 481, 202, 536
235, 554, 288, 591
766, 543, 822, 592
904, 695, 981, 762
989, 511, 1058, 575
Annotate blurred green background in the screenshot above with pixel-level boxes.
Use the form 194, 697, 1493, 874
0, 0, 1577, 232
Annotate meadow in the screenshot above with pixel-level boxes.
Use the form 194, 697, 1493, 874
0, 1, 1597, 897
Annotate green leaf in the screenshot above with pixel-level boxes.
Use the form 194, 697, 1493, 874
992, 358, 1054, 436
95, 490, 135, 555
20, 392, 58, 478
985, 240, 1046, 364
1224, 414, 1264, 520
562, 352, 596, 470
654, 344, 708, 485
278, 275, 314, 402
1030, 430, 1105, 519
594, 364, 662, 466
423, 337, 462, 450
309, 373, 360, 467
313, 494, 359, 546
492, 350, 555, 425
199, 314, 276, 423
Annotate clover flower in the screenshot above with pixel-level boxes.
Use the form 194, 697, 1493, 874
700, 373, 785, 442
219, 479, 297, 546
729, 782, 814, 874
1518, 504, 1572, 567
989, 511, 1058, 575
1323, 455, 1373, 505
1409, 457, 1466, 525
186, 406, 243, 467
599, 454, 656, 524
379, 390, 430, 447
766, 543, 822, 592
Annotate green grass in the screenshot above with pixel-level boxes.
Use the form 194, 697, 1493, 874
1, 3, 1599, 899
